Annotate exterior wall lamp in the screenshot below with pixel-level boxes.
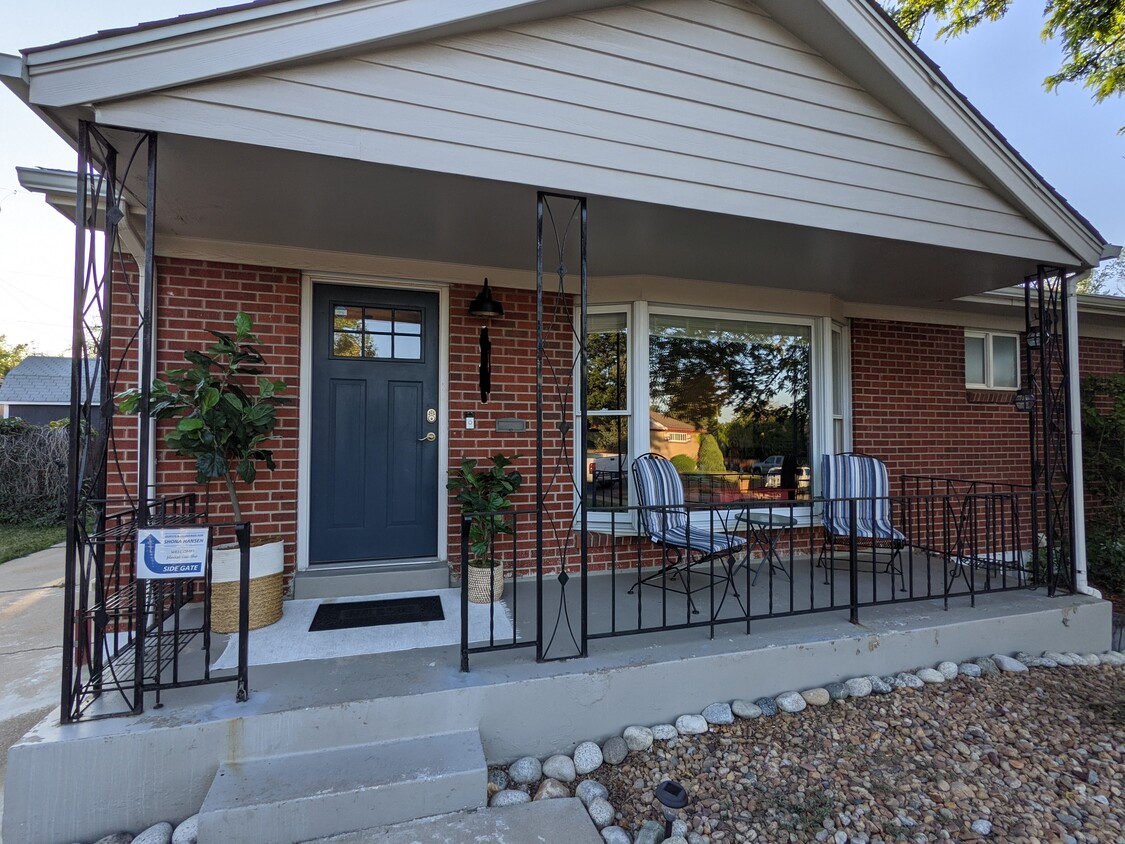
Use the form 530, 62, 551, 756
1013, 387, 1035, 413
468, 278, 504, 318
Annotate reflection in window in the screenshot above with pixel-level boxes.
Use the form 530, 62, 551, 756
332, 304, 424, 360
649, 313, 811, 503
585, 312, 629, 510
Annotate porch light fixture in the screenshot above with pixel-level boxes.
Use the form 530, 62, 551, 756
1026, 313, 1051, 349
468, 277, 504, 318
655, 779, 689, 837
1013, 388, 1035, 413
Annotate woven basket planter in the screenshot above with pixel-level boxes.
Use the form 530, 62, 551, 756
467, 563, 504, 604
210, 537, 285, 634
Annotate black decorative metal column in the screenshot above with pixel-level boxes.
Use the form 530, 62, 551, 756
61, 122, 158, 722
536, 192, 589, 662
1023, 265, 1076, 595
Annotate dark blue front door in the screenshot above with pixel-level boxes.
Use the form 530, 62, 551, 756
309, 284, 440, 564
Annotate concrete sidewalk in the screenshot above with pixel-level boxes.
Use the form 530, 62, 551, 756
306, 798, 604, 844
0, 543, 65, 843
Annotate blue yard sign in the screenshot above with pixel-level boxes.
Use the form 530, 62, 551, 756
136, 527, 210, 579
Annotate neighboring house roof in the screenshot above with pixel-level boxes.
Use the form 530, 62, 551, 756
649, 411, 700, 433
0, 356, 97, 404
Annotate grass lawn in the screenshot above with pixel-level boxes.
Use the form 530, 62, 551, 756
0, 524, 66, 565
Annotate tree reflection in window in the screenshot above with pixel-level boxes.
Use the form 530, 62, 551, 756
649, 314, 811, 501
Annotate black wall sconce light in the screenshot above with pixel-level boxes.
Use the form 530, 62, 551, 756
468, 278, 502, 403
1013, 387, 1035, 413
468, 277, 504, 318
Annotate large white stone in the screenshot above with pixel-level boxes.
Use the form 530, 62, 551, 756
588, 797, 616, 829
171, 816, 198, 844
576, 779, 609, 808
623, 726, 654, 752
991, 654, 1029, 674
936, 661, 959, 680
573, 741, 604, 775
776, 691, 807, 714
542, 754, 576, 783
133, 823, 173, 844
508, 756, 542, 784
916, 668, 945, 684
675, 714, 708, 735
844, 677, 872, 698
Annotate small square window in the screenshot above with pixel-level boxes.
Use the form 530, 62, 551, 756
965, 331, 1019, 390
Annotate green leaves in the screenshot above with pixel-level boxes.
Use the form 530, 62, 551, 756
883, 0, 1125, 121
447, 454, 523, 566
115, 312, 288, 519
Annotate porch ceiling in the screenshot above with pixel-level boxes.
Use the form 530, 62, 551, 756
137, 133, 1044, 305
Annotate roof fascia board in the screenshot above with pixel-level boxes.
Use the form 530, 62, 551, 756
758, 0, 1104, 269
24, 0, 617, 107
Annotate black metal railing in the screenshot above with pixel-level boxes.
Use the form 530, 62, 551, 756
62, 493, 252, 722
460, 487, 1043, 669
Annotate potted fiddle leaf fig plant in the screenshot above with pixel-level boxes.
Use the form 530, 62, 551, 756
118, 311, 289, 632
447, 453, 523, 603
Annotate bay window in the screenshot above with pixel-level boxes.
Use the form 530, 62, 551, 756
582, 304, 839, 520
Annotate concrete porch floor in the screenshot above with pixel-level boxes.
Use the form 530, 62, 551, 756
2, 573, 1112, 844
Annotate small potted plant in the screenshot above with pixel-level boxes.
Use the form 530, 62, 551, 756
447, 453, 522, 603
118, 312, 288, 632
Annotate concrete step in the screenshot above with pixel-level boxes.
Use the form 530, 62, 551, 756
197, 729, 486, 844
292, 561, 449, 599
301, 798, 604, 844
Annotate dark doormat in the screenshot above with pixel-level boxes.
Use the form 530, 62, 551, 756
309, 595, 445, 632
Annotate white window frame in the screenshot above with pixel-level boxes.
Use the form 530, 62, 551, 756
579, 302, 837, 531
965, 330, 1020, 391
831, 321, 852, 454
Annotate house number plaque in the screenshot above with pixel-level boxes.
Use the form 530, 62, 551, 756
426, 408, 437, 423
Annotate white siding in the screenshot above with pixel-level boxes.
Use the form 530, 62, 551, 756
96, 0, 1061, 259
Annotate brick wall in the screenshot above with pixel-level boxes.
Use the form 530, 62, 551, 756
446, 285, 584, 577
852, 318, 1124, 490
108, 256, 301, 577
851, 319, 1032, 486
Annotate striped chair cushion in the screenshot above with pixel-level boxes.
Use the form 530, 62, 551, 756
632, 454, 689, 538
632, 454, 744, 554
820, 453, 905, 543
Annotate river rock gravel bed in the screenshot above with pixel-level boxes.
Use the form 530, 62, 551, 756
595, 664, 1124, 843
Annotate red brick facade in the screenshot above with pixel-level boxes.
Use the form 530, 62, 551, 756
851, 319, 1031, 487
104, 260, 1122, 585
109, 257, 302, 577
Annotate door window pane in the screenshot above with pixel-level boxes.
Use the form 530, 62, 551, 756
331, 304, 425, 361
394, 336, 422, 360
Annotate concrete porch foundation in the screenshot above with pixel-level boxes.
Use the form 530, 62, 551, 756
3, 589, 1111, 844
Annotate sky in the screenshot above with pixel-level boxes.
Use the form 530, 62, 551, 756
0, 1, 1122, 356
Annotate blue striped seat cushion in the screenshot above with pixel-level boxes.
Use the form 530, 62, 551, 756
820, 453, 905, 543
632, 454, 744, 554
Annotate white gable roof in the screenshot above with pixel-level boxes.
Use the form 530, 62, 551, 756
3, 0, 1108, 270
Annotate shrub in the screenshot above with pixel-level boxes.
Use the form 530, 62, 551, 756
696, 433, 725, 472
0, 422, 68, 526
670, 454, 696, 474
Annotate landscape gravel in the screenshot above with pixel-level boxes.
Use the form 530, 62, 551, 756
594, 662, 1124, 843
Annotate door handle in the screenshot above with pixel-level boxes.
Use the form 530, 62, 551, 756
417, 432, 436, 443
